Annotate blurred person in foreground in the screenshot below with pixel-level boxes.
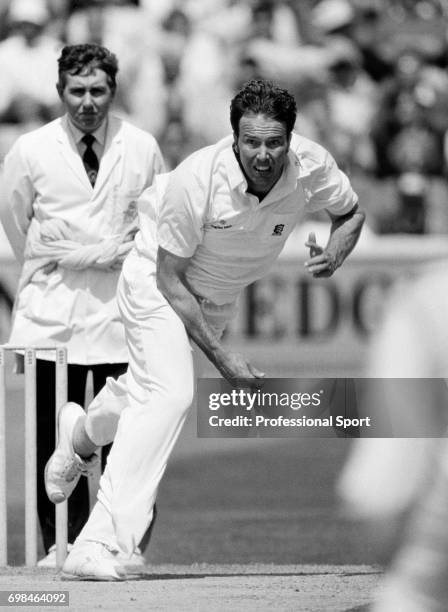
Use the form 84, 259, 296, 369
0, 43, 164, 567
44, 78, 365, 580
338, 263, 448, 611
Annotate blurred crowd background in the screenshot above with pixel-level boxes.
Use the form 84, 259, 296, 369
1, 0, 448, 234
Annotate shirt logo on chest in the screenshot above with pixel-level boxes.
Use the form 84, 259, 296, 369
209, 219, 233, 229
272, 224, 285, 236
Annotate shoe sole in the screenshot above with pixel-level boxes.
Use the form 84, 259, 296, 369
44, 461, 67, 504
45, 404, 67, 504
61, 571, 125, 582
45, 402, 84, 504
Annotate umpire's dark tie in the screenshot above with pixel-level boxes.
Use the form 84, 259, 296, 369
82, 133, 99, 187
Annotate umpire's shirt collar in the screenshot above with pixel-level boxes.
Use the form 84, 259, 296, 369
67, 115, 108, 158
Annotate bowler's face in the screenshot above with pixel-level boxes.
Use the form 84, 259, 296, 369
59, 69, 114, 133
234, 113, 291, 198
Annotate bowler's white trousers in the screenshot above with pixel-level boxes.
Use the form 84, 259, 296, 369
76, 249, 234, 556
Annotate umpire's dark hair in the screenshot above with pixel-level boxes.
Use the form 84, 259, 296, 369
230, 79, 297, 136
57, 44, 119, 94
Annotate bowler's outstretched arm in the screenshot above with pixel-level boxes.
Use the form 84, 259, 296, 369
157, 246, 264, 386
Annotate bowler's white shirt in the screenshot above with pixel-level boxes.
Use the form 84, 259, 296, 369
152, 133, 357, 305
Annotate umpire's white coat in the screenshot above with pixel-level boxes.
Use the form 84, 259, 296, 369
0, 114, 164, 363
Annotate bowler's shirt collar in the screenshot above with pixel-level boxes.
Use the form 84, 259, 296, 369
223, 141, 299, 200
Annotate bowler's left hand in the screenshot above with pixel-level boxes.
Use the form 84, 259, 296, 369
304, 232, 337, 278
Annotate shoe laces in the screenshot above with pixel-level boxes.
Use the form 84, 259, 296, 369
62, 453, 98, 481
60, 459, 82, 482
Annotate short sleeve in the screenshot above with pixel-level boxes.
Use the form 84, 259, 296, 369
305, 151, 358, 216
157, 160, 208, 258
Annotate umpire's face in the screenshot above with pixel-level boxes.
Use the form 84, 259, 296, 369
233, 113, 291, 198
59, 68, 114, 134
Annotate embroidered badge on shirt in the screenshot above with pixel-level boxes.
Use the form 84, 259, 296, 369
272, 224, 285, 236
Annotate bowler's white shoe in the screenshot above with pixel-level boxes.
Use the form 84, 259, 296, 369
117, 547, 146, 570
37, 543, 73, 568
45, 402, 98, 504
61, 541, 126, 581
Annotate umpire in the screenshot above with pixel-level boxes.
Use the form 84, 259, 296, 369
0, 43, 164, 566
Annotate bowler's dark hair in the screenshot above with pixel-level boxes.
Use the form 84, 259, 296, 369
230, 79, 297, 136
57, 44, 119, 93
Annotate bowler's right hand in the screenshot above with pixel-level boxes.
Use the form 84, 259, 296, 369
217, 350, 265, 389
